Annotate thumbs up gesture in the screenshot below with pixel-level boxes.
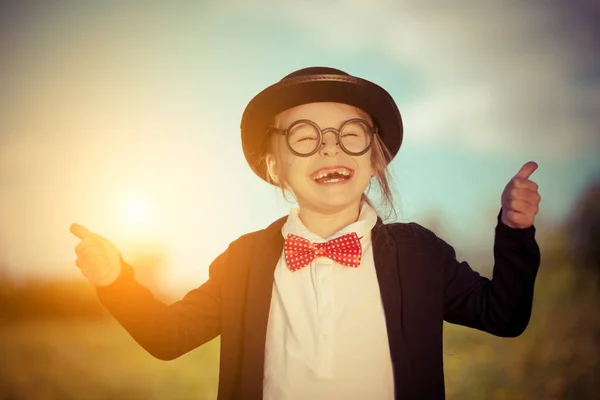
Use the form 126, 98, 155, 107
70, 223, 122, 287
500, 161, 542, 229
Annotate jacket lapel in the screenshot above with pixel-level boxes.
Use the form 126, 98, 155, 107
237, 217, 286, 399
371, 218, 413, 398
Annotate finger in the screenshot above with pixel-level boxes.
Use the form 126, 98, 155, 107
76, 254, 107, 273
514, 161, 538, 180
75, 239, 99, 257
89, 252, 108, 265
512, 179, 539, 191
76, 259, 95, 278
80, 265, 92, 279
75, 239, 94, 257
75, 256, 93, 270
508, 188, 542, 204
75, 241, 90, 255
506, 199, 539, 215
70, 223, 92, 240
78, 246, 100, 260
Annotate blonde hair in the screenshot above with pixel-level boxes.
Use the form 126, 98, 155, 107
255, 106, 399, 221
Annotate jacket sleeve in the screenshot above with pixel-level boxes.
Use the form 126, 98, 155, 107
442, 208, 541, 337
95, 245, 231, 360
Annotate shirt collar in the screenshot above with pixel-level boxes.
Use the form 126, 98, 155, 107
281, 202, 378, 243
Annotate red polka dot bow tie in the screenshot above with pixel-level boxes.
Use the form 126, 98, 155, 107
284, 232, 362, 272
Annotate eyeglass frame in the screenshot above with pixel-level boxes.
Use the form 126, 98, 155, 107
266, 118, 378, 157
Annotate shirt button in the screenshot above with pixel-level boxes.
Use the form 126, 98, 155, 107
320, 258, 333, 265
321, 333, 330, 341
321, 304, 330, 313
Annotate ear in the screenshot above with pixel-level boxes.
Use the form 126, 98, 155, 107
265, 153, 280, 185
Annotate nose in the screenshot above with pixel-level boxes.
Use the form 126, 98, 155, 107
318, 131, 340, 157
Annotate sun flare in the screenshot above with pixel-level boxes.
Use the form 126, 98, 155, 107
124, 196, 150, 227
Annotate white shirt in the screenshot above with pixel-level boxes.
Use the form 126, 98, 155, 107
263, 203, 395, 400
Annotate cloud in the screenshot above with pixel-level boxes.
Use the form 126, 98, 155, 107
3, 0, 596, 163
242, 0, 600, 162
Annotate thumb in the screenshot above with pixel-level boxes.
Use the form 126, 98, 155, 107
514, 161, 538, 180
70, 223, 93, 240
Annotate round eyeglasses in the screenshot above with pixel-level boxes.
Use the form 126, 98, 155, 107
267, 118, 377, 157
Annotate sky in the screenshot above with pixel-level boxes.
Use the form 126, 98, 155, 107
1, 1, 599, 294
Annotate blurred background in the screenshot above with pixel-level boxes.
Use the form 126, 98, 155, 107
1, 1, 599, 399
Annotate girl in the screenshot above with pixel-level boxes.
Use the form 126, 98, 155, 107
70, 67, 542, 400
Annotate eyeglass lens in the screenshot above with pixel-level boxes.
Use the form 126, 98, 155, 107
287, 121, 372, 155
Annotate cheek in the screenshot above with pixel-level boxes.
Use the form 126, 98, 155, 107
280, 159, 305, 183
271, 140, 293, 181
275, 149, 303, 183
356, 155, 374, 180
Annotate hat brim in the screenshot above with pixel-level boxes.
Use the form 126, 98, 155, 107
240, 73, 403, 183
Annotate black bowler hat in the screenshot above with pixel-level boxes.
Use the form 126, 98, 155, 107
240, 66, 403, 183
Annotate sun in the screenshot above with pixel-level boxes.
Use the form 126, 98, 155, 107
115, 193, 162, 244
124, 196, 150, 227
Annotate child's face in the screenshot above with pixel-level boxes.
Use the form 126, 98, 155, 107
267, 102, 375, 213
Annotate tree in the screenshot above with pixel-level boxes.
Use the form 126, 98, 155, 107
565, 178, 600, 277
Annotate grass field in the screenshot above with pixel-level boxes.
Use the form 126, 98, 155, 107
1, 311, 597, 400
0, 319, 220, 400
1, 256, 599, 399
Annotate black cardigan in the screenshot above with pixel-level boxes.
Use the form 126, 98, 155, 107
96, 208, 540, 399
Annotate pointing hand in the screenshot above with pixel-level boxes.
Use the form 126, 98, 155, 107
70, 223, 122, 287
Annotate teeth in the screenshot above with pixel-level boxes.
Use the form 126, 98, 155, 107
312, 168, 352, 180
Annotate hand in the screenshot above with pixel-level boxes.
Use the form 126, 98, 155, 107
70, 223, 122, 287
500, 161, 541, 229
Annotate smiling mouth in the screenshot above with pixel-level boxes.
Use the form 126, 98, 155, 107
310, 167, 354, 184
